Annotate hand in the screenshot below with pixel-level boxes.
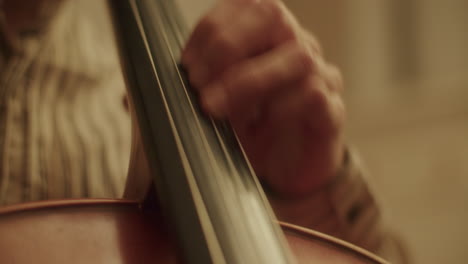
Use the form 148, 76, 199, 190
181, 0, 345, 198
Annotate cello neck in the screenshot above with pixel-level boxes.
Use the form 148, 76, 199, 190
109, 0, 294, 263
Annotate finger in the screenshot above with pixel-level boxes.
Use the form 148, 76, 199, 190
185, 0, 299, 89
200, 40, 321, 118
322, 63, 344, 92
181, 0, 242, 66
301, 28, 323, 57
202, 0, 298, 69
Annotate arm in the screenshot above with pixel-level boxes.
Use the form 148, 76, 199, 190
269, 148, 382, 251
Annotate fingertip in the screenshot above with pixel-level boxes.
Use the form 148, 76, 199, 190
201, 85, 228, 118
180, 47, 192, 67
187, 65, 212, 90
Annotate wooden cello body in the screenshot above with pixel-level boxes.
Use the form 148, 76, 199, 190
0, 199, 387, 263
0, 0, 389, 263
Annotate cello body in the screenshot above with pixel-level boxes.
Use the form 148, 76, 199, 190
0, 199, 387, 264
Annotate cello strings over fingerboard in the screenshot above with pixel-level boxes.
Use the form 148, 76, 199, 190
110, 0, 294, 263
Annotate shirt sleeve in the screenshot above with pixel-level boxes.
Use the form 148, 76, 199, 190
268, 148, 408, 263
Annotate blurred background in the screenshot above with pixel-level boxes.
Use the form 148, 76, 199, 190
177, 0, 468, 263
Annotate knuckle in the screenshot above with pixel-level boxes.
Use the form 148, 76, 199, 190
282, 25, 298, 41
197, 16, 218, 36
263, 1, 298, 41
303, 31, 323, 56
316, 62, 344, 93
292, 43, 315, 73
310, 38, 323, 56
336, 72, 344, 90
261, 0, 284, 21
225, 66, 261, 93
256, 0, 290, 29
327, 64, 344, 91
302, 77, 344, 132
304, 78, 327, 108
211, 31, 238, 56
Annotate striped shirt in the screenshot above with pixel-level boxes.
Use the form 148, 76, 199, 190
0, 0, 131, 205
0, 0, 407, 263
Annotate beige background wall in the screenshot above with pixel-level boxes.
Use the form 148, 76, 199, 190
176, 1, 468, 263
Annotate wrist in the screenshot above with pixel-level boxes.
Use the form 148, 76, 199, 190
263, 138, 346, 201
265, 146, 352, 222
265, 145, 350, 227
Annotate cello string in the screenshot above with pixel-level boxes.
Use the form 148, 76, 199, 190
151, 2, 269, 261
128, 1, 226, 263
160, 0, 278, 224
144, 1, 292, 263
152, 0, 253, 252
156, 2, 291, 262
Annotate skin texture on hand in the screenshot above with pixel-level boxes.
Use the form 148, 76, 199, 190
181, 0, 345, 199
2, 0, 64, 34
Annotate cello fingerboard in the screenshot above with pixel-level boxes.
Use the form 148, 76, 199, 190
109, 0, 294, 263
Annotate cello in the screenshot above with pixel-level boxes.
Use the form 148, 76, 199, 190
0, 0, 389, 263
